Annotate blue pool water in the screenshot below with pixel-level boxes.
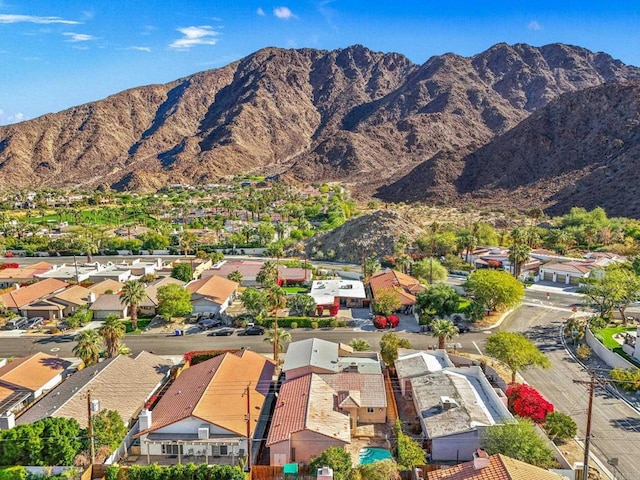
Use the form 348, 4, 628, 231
358, 447, 392, 465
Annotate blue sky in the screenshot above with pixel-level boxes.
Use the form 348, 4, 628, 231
1, 1, 638, 125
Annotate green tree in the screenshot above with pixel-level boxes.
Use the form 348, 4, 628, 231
309, 447, 353, 480
543, 412, 577, 444
411, 258, 447, 284
139, 231, 170, 251
354, 459, 400, 480
394, 419, 426, 469
266, 285, 288, 363
464, 270, 525, 312
430, 319, 459, 349
286, 293, 317, 316
609, 368, 640, 391
607, 263, 640, 324
171, 263, 193, 282
99, 314, 125, 358
227, 269, 243, 284
256, 260, 278, 287
349, 339, 371, 351
263, 327, 292, 353
240, 287, 269, 319
179, 231, 198, 256
508, 242, 531, 278
373, 287, 402, 317
121, 280, 147, 331
380, 332, 411, 367
92, 410, 127, 451
157, 283, 193, 318
485, 331, 551, 383
363, 256, 381, 280
482, 418, 556, 468
73, 329, 101, 366
416, 284, 459, 318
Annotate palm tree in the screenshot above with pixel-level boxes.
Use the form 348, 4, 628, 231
508, 243, 531, 279
121, 280, 147, 331
266, 285, 288, 364
99, 314, 125, 358
431, 319, 459, 350
363, 257, 381, 281
179, 231, 198, 257
73, 330, 101, 366
263, 328, 292, 353
227, 270, 243, 284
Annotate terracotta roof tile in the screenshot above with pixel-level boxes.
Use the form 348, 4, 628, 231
0, 352, 68, 392
369, 271, 424, 305
1, 278, 69, 309
88, 279, 123, 295
186, 275, 238, 304
426, 453, 568, 479
52, 285, 92, 306
318, 372, 387, 408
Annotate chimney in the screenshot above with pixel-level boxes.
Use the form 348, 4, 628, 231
0, 412, 15, 430
317, 467, 333, 479
139, 408, 152, 430
13, 283, 19, 291
473, 449, 490, 470
88, 292, 96, 303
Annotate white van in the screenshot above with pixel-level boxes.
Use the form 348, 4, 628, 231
5, 317, 29, 330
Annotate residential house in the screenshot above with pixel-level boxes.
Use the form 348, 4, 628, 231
538, 261, 592, 285
0, 262, 53, 289
0, 278, 69, 318
309, 280, 367, 308
89, 294, 128, 320
203, 260, 312, 286
17, 352, 172, 429
89, 279, 123, 295
172, 258, 212, 280
426, 449, 569, 479
136, 350, 274, 465
394, 349, 453, 397
114, 258, 164, 277
186, 275, 238, 316
49, 285, 94, 317
369, 270, 425, 312
139, 277, 186, 317
88, 265, 132, 284
0, 352, 71, 429
35, 262, 103, 282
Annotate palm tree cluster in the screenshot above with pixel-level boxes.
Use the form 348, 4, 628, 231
72, 314, 126, 366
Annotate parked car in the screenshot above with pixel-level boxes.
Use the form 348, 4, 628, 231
238, 325, 265, 336
454, 322, 470, 333
189, 313, 202, 323
208, 327, 235, 337
26, 317, 45, 329
5, 317, 29, 330
198, 318, 223, 330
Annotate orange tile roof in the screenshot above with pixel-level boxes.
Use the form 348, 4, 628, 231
52, 285, 92, 306
543, 261, 591, 274
140, 350, 274, 437
426, 453, 568, 480
186, 275, 238, 304
369, 271, 424, 306
0, 267, 51, 280
0, 352, 68, 392
1, 278, 69, 309
88, 279, 123, 295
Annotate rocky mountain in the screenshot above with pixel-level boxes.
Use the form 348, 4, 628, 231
1, 42, 639, 215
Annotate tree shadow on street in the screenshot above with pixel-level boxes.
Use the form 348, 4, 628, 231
610, 416, 640, 432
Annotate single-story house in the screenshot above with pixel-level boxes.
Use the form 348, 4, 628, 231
35, 262, 102, 282
49, 285, 94, 317
267, 373, 351, 466
369, 270, 425, 312
89, 294, 128, 320
88, 279, 123, 295
114, 258, 165, 277
139, 277, 186, 317
88, 266, 132, 284
538, 261, 591, 285
395, 348, 454, 397
17, 352, 172, 429
309, 280, 367, 308
186, 275, 238, 316
172, 258, 212, 280
0, 352, 71, 429
0, 262, 53, 289
136, 350, 274, 465
203, 260, 312, 286
0, 278, 69, 316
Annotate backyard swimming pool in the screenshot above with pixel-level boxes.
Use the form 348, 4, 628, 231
358, 447, 392, 464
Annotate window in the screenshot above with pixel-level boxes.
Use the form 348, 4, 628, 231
220, 445, 228, 456
161, 444, 183, 455
367, 407, 375, 414
291, 448, 296, 462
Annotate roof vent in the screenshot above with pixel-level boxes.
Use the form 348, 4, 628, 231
440, 396, 458, 411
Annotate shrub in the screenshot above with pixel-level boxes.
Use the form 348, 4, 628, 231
311, 321, 318, 329
506, 383, 554, 423
290, 322, 298, 329
576, 344, 592, 360
388, 315, 400, 328
373, 315, 388, 329
330, 320, 338, 328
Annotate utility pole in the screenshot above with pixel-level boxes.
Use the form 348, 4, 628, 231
573, 370, 608, 480
87, 390, 95, 465
245, 382, 252, 471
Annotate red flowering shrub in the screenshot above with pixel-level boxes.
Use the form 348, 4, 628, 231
373, 315, 388, 329
506, 383, 554, 423
388, 315, 400, 328
316, 305, 324, 316
328, 303, 339, 316
0, 262, 19, 270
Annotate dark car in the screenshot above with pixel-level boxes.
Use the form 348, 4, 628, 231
198, 318, 223, 330
238, 325, 265, 336
208, 327, 235, 337
454, 322, 470, 333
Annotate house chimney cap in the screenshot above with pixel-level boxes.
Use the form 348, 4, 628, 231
473, 449, 490, 470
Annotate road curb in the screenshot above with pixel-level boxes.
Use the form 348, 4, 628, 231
473, 308, 515, 331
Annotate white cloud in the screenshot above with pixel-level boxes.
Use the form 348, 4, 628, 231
256, 7, 266, 16
528, 20, 542, 31
11, 112, 24, 122
169, 25, 218, 49
128, 46, 151, 52
0, 14, 79, 24
274, 7, 296, 20
63, 32, 95, 42
0, 110, 26, 125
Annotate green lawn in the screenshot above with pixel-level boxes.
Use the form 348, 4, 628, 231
123, 318, 152, 333
457, 299, 471, 312
596, 326, 636, 349
283, 286, 309, 295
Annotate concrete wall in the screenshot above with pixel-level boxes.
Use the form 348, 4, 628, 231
356, 406, 386, 424
431, 428, 486, 462
270, 430, 346, 465
586, 328, 637, 369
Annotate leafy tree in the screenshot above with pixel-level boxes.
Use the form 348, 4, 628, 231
416, 284, 459, 318
606, 263, 640, 324
121, 280, 147, 331
394, 419, 426, 469
456, 230, 477, 263
286, 293, 317, 316
139, 231, 170, 251
564, 317, 587, 345
411, 258, 447, 284
464, 270, 525, 312
466, 301, 486, 322
227, 269, 243, 284
157, 283, 192, 318
179, 231, 198, 256
73, 329, 101, 366
99, 314, 125, 358
171, 263, 193, 282
309, 447, 353, 480
354, 459, 400, 480
543, 412, 577, 444
609, 368, 640, 391
486, 331, 551, 383
240, 287, 269, 319
380, 332, 411, 367
92, 410, 127, 451
349, 339, 371, 351
506, 383, 554, 423
482, 418, 556, 468
430, 319, 459, 350
373, 287, 402, 317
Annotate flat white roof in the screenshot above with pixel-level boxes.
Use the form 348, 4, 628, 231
309, 280, 366, 305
